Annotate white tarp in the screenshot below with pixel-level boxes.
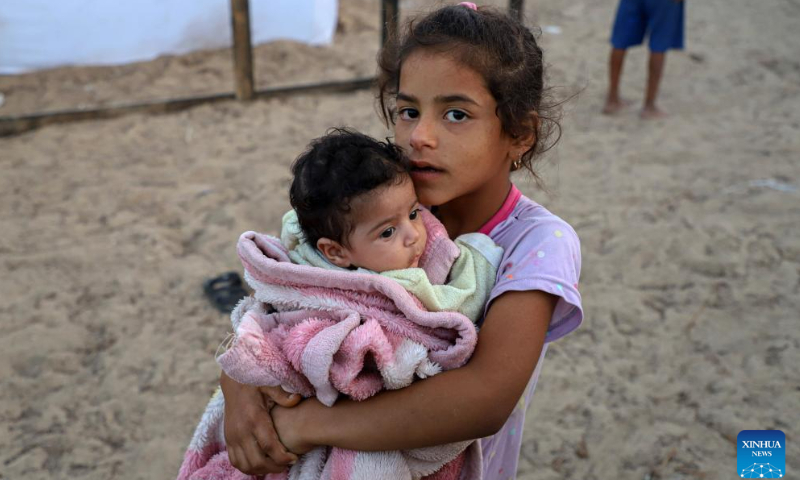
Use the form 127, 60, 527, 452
0, 0, 338, 74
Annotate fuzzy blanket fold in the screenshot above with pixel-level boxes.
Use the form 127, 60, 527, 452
178, 208, 500, 480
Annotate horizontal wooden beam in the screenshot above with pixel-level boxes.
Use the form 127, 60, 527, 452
0, 77, 375, 137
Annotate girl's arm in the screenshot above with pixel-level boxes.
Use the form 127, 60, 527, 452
273, 289, 556, 453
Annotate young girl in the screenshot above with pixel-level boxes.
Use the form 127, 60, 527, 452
220, 4, 583, 478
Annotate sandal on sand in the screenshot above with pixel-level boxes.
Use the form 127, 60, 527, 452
203, 272, 248, 313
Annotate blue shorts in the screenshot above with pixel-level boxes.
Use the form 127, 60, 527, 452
611, 0, 685, 52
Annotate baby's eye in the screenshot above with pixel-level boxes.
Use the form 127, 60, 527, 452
380, 227, 395, 239
409, 208, 420, 220
398, 108, 419, 121
444, 110, 468, 123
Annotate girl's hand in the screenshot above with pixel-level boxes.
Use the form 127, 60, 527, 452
272, 399, 321, 456
220, 372, 301, 474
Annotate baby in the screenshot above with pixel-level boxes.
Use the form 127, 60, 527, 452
178, 128, 501, 480
275, 127, 503, 326
289, 127, 428, 273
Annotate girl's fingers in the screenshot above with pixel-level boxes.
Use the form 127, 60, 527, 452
242, 435, 286, 474
227, 448, 248, 475
254, 422, 298, 466
259, 386, 302, 408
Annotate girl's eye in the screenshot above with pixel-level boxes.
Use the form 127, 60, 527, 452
409, 208, 420, 220
380, 227, 395, 239
398, 108, 419, 121
444, 110, 468, 123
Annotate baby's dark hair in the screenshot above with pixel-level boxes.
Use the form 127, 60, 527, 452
290, 128, 411, 248
378, 4, 560, 181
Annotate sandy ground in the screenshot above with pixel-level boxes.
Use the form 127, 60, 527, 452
1, 0, 799, 479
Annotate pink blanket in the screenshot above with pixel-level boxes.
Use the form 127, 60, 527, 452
177, 209, 482, 480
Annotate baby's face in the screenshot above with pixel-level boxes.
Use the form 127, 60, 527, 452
343, 179, 427, 272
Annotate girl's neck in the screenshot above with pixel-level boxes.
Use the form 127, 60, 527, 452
436, 178, 513, 238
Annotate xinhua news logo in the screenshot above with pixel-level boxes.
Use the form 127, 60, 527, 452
737, 430, 785, 478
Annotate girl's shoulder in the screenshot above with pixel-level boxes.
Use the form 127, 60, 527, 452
483, 193, 583, 339
488, 194, 580, 257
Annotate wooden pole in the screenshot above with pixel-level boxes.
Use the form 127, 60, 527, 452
230, 0, 254, 100
509, 0, 524, 21
381, 0, 399, 47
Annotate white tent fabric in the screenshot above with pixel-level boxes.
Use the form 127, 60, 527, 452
0, 0, 338, 74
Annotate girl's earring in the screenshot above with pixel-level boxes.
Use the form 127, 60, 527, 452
512, 153, 523, 171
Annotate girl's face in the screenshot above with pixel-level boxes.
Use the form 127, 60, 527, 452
394, 50, 518, 208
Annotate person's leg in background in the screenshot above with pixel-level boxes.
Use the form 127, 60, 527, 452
641, 51, 667, 118
604, 0, 646, 114
604, 48, 629, 114
641, 0, 685, 118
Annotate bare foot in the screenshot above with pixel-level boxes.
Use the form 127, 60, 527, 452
602, 98, 632, 115
640, 106, 667, 119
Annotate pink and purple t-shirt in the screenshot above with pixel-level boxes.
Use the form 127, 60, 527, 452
476, 184, 583, 479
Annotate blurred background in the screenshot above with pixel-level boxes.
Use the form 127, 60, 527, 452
0, 0, 798, 479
